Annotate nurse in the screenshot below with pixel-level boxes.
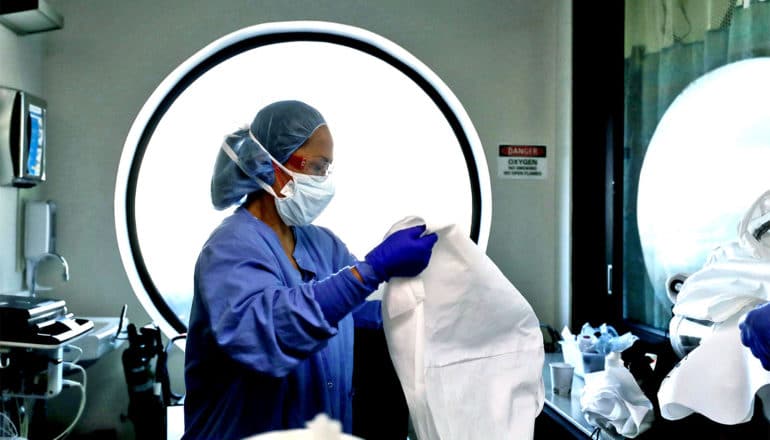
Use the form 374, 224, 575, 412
182, 100, 438, 440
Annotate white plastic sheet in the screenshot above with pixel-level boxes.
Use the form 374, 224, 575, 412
380, 216, 544, 440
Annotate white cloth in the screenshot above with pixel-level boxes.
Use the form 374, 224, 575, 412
671, 241, 769, 322
243, 414, 363, 440
658, 312, 770, 424
380, 216, 545, 440
580, 354, 654, 438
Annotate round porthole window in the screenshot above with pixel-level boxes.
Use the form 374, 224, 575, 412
115, 21, 491, 339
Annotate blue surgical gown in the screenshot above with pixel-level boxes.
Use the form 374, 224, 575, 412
183, 207, 381, 440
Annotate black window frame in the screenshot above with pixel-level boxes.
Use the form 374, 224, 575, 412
571, 2, 668, 345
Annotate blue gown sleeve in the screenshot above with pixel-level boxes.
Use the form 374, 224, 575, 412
313, 237, 382, 329
195, 231, 376, 378
314, 261, 381, 325
352, 300, 383, 329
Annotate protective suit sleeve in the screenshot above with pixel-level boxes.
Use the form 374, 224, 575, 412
197, 235, 371, 377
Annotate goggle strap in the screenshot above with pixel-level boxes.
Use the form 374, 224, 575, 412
285, 154, 307, 171
247, 130, 297, 178
220, 139, 288, 198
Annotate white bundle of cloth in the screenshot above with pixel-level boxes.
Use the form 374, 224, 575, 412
580, 353, 654, 438
380, 216, 545, 440
658, 190, 770, 424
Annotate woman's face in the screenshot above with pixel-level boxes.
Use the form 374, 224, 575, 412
286, 124, 334, 176
273, 125, 334, 189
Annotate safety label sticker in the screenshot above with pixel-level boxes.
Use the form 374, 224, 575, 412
497, 145, 547, 179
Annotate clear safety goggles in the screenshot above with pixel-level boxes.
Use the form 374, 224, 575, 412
285, 154, 334, 177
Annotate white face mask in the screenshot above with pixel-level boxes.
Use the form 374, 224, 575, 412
220, 131, 335, 226
273, 170, 335, 226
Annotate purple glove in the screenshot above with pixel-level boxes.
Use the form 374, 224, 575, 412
365, 224, 438, 282
739, 302, 770, 371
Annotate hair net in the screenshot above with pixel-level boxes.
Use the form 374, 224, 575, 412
211, 100, 326, 210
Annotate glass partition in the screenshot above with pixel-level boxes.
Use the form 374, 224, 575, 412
623, 1, 770, 329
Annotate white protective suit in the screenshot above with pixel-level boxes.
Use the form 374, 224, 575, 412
380, 217, 545, 440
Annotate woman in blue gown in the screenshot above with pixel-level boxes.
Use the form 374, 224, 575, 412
183, 100, 437, 440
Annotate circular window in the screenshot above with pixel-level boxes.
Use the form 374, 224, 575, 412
115, 21, 491, 339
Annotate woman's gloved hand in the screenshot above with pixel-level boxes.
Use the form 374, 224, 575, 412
739, 302, 770, 371
365, 224, 438, 282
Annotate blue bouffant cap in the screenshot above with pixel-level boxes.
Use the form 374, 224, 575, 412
210, 100, 326, 210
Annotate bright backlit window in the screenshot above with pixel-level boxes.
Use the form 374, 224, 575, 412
635, 58, 770, 323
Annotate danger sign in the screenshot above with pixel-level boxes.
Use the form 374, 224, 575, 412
497, 144, 547, 179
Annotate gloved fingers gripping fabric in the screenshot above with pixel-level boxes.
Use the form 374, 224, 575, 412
365, 224, 439, 282
739, 302, 770, 371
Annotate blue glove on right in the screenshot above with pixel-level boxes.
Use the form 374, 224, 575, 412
365, 224, 439, 282
740, 302, 770, 371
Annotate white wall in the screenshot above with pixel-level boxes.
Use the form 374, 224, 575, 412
29, 0, 572, 437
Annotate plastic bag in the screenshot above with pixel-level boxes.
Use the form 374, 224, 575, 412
560, 324, 638, 377
578, 323, 638, 356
